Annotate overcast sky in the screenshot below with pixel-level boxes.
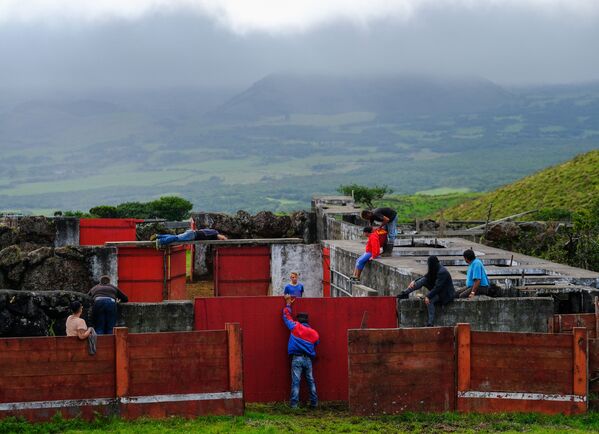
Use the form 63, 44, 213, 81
1, 0, 598, 92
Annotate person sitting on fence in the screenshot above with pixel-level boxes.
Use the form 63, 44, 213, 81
456, 249, 491, 298
88, 276, 128, 335
282, 294, 319, 409
350, 226, 381, 282
284, 271, 304, 298
153, 228, 228, 247
66, 301, 93, 339
398, 255, 455, 327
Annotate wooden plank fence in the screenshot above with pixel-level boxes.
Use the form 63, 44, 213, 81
457, 323, 587, 415
0, 326, 243, 421
348, 327, 456, 415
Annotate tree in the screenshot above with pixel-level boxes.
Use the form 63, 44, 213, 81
148, 196, 193, 221
115, 202, 151, 219
337, 184, 393, 208
89, 205, 119, 218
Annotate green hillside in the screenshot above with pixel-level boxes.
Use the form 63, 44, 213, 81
441, 150, 599, 220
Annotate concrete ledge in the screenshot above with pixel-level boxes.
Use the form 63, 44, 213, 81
117, 302, 194, 333
399, 297, 555, 332
352, 284, 378, 297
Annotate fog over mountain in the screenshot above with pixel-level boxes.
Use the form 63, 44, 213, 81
1, 0, 598, 94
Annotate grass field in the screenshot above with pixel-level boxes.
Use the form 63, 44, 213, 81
2, 404, 599, 433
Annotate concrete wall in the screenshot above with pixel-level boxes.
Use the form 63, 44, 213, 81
85, 246, 118, 284
53, 217, 80, 247
329, 246, 413, 296
193, 244, 210, 278
117, 301, 194, 333
399, 297, 555, 332
271, 244, 323, 297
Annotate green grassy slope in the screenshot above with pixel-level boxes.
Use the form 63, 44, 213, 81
375, 191, 482, 223
441, 150, 599, 220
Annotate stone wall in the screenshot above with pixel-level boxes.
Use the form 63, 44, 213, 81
0, 290, 194, 337
0, 289, 92, 337
53, 217, 80, 247
116, 302, 194, 333
398, 297, 555, 332
192, 210, 316, 243
271, 244, 323, 297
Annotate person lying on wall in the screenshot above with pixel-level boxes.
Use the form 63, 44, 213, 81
282, 294, 319, 409
152, 228, 228, 247
350, 226, 380, 283
66, 301, 98, 355
397, 255, 455, 327
88, 275, 128, 335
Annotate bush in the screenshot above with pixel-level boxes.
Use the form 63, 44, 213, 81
89, 205, 119, 218
533, 208, 572, 221
115, 202, 151, 219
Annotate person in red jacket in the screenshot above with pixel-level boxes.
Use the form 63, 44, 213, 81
350, 226, 381, 282
282, 294, 320, 408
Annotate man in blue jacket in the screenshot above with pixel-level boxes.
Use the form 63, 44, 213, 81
282, 294, 319, 409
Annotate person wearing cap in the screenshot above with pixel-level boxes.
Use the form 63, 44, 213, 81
88, 276, 129, 335
282, 294, 319, 409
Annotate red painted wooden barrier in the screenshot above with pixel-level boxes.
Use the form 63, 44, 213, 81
194, 296, 397, 402
549, 298, 599, 339
117, 246, 186, 302
322, 247, 331, 297
0, 327, 243, 421
589, 338, 599, 410
79, 218, 141, 246
348, 327, 456, 414
213, 246, 271, 296
457, 324, 587, 415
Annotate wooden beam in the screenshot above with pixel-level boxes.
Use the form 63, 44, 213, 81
572, 327, 588, 413
456, 323, 471, 412
106, 238, 303, 248
226, 323, 243, 393
114, 327, 130, 399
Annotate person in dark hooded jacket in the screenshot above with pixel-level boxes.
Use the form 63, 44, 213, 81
398, 255, 455, 326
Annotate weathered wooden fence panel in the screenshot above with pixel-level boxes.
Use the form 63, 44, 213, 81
348, 327, 456, 415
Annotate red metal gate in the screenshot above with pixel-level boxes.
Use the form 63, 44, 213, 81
79, 218, 142, 246
322, 247, 331, 297
213, 246, 271, 296
118, 246, 187, 302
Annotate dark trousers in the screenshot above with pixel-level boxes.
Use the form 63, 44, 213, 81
427, 294, 440, 326
457, 286, 490, 298
92, 298, 117, 335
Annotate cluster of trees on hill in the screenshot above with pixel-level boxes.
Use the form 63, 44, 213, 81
57, 196, 193, 222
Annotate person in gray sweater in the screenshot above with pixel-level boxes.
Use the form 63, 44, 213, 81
398, 256, 455, 326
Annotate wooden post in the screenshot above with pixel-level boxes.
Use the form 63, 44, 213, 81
456, 323, 471, 412
226, 323, 243, 392
114, 327, 129, 399
594, 296, 598, 339
572, 327, 587, 413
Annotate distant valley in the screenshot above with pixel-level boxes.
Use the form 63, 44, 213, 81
0, 74, 598, 214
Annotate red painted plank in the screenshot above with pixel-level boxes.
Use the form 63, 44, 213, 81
194, 296, 398, 402
214, 246, 270, 296
79, 218, 141, 246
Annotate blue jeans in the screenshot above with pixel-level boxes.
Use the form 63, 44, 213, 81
93, 298, 117, 335
427, 294, 440, 326
385, 215, 398, 245
355, 252, 372, 271
290, 355, 317, 407
157, 229, 196, 246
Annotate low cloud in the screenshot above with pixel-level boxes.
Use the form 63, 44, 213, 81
1, 0, 598, 33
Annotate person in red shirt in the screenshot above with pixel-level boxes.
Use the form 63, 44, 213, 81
350, 227, 381, 282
